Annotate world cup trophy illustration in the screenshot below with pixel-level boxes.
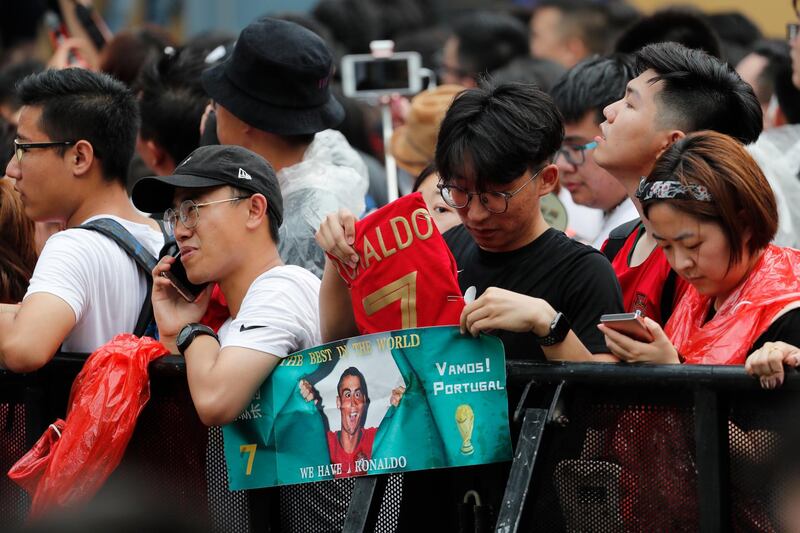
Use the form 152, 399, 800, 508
455, 404, 475, 455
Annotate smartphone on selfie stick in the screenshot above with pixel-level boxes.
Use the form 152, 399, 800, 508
158, 242, 208, 302
340, 42, 426, 204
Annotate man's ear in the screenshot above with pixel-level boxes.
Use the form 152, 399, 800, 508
461, 75, 478, 89
137, 136, 170, 174
336, 395, 341, 409
655, 130, 685, 160
774, 108, 788, 128
245, 193, 268, 229
537, 163, 559, 197
71, 140, 94, 177
564, 38, 588, 67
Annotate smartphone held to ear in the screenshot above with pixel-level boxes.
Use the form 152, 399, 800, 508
159, 242, 208, 302
600, 311, 654, 343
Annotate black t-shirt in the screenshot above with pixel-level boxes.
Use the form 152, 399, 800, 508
750, 308, 800, 353
443, 225, 624, 361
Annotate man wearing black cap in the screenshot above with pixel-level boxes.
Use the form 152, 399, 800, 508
201, 16, 368, 279
132, 144, 321, 426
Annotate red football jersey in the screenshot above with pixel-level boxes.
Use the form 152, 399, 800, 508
609, 226, 689, 325
200, 284, 230, 333
329, 193, 464, 334
327, 427, 377, 478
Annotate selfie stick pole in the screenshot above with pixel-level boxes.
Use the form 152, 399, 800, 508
380, 98, 399, 203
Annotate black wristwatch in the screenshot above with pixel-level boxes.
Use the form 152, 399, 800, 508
535, 312, 571, 347
177, 323, 219, 355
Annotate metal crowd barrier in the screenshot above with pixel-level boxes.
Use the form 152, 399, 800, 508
1, 357, 796, 532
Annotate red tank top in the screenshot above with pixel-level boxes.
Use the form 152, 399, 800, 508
200, 284, 229, 333
608, 225, 689, 325
329, 193, 464, 334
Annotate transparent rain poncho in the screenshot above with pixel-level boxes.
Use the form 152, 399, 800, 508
277, 130, 369, 278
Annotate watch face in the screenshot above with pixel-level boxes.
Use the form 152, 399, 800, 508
538, 312, 570, 346
177, 324, 193, 347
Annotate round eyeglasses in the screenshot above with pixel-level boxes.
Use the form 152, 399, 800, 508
163, 197, 250, 235
554, 141, 598, 167
438, 167, 545, 214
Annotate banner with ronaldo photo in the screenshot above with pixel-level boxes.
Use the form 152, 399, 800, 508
221, 325, 511, 489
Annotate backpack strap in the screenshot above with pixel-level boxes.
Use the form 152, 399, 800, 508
79, 218, 161, 338
602, 217, 642, 263
660, 268, 679, 324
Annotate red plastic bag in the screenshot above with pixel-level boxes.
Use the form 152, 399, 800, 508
8, 420, 65, 495
8, 334, 168, 518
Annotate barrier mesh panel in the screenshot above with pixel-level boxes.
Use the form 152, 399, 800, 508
115, 377, 210, 517
525, 389, 698, 532
377, 473, 403, 531
279, 474, 403, 532
207, 425, 250, 533
727, 391, 784, 533
0, 403, 30, 528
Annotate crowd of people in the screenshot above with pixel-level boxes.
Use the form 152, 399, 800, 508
1, 0, 800, 528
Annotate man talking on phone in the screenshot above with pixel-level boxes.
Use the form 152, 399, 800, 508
131, 144, 321, 426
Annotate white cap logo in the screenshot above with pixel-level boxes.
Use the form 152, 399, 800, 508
238, 168, 252, 180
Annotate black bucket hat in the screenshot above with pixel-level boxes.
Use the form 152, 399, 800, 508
201, 17, 344, 135
131, 145, 283, 229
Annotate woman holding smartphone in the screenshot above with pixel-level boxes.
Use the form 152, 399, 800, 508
598, 130, 800, 367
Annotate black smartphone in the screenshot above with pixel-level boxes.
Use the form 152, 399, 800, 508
599, 311, 654, 343
158, 242, 208, 302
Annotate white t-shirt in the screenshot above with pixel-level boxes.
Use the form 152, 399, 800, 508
591, 198, 640, 250
217, 265, 321, 357
25, 215, 164, 353
558, 188, 604, 245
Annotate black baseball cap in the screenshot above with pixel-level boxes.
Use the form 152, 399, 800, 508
131, 145, 284, 228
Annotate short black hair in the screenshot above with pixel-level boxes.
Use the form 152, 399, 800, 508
748, 39, 792, 105
706, 12, 762, 66
312, 0, 380, 54
634, 42, 762, 145
774, 66, 800, 124
137, 46, 209, 166
0, 59, 44, 110
489, 57, 566, 94
615, 8, 722, 60
551, 54, 635, 124
337, 366, 369, 400
436, 82, 564, 190
451, 12, 529, 82
411, 163, 437, 192
537, 0, 613, 56
17, 68, 140, 185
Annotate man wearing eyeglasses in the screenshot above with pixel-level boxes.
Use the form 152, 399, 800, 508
0, 68, 165, 372
551, 55, 638, 250
132, 144, 321, 426
317, 82, 623, 529
318, 83, 623, 364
